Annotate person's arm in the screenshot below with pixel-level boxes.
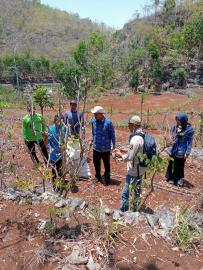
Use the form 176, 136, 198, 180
41, 115, 47, 132
110, 122, 116, 149
114, 137, 141, 162
171, 125, 177, 143
122, 138, 140, 162
40, 115, 48, 145
185, 131, 194, 158
22, 117, 27, 140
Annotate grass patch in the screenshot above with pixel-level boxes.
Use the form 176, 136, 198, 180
0, 86, 26, 109
172, 207, 203, 252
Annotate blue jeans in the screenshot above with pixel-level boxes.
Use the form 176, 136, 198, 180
120, 174, 143, 212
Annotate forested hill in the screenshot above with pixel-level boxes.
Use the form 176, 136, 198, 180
0, 0, 111, 59
110, 0, 203, 88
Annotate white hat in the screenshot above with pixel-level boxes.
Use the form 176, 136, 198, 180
128, 115, 141, 125
91, 106, 105, 114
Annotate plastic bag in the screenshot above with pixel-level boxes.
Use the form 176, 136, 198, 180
66, 141, 91, 179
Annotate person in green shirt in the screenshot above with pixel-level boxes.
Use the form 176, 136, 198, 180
22, 104, 48, 165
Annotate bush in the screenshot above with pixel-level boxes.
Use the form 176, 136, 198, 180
172, 68, 187, 87
147, 43, 160, 60
130, 69, 139, 89
183, 12, 203, 56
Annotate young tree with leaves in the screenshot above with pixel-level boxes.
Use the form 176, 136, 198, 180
33, 86, 54, 115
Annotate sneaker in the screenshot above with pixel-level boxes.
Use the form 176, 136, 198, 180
177, 179, 184, 187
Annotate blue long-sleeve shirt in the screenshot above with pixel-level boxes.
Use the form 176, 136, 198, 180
48, 124, 65, 161
92, 117, 116, 152
63, 111, 84, 136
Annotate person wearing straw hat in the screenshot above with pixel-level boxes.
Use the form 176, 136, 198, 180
91, 106, 116, 186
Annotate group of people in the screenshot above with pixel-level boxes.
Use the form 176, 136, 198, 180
22, 100, 194, 212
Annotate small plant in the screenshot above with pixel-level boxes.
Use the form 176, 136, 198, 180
44, 221, 56, 236
104, 220, 125, 247
172, 207, 203, 252
128, 178, 141, 212
24, 245, 51, 270
16, 178, 36, 190
33, 86, 54, 115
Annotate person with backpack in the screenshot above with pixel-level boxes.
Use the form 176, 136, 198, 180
22, 104, 48, 165
166, 112, 194, 187
114, 115, 156, 212
48, 115, 66, 191
63, 100, 84, 137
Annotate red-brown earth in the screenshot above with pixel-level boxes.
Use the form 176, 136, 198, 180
0, 87, 203, 269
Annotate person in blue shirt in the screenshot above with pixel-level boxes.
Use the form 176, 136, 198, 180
91, 106, 116, 185
48, 115, 65, 191
166, 112, 194, 187
63, 100, 84, 137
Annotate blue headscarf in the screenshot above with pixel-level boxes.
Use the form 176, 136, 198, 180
176, 112, 188, 130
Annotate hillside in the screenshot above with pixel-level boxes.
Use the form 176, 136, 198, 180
110, 0, 203, 89
0, 0, 111, 59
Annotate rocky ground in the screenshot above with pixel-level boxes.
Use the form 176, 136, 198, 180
0, 88, 203, 269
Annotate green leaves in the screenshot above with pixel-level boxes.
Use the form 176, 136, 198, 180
172, 206, 203, 251
130, 69, 139, 89
183, 11, 203, 55
147, 43, 160, 60
33, 86, 54, 115
163, 0, 176, 13
53, 31, 113, 97
172, 68, 187, 87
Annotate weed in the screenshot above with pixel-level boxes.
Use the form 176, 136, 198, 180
172, 207, 203, 252
24, 245, 52, 270
44, 221, 56, 236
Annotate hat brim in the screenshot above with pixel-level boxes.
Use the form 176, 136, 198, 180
91, 109, 104, 114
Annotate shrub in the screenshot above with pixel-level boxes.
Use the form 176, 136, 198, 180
130, 69, 139, 89
172, 68, 187, 87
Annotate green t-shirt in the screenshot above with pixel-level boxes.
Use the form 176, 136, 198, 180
22, 113, 47, 141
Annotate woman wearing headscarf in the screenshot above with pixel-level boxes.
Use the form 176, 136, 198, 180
166, 112, 194, 187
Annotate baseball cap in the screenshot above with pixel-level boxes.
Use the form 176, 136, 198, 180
91, 106, 105, 114
128, 115, 141, 125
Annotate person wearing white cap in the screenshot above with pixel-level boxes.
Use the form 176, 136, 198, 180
91, 106, 116, 185
114, 115, 146, 211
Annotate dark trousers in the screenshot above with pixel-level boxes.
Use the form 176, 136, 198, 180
25, 140, 48, 164
51, 159, 62, 185
93, 150, 111, 183
166, 155, 185, 183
